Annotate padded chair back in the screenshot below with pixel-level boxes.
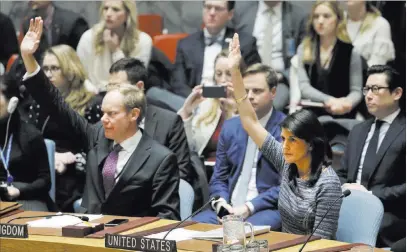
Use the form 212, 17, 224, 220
138, 14, 163, 38
336, 189, 384, 246
179, 179, 195, 220
153, 33, 189, 63
44, 139, 56, 202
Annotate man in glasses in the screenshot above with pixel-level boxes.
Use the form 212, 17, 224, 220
337, 65, 405, 248
170, 0, 261, 97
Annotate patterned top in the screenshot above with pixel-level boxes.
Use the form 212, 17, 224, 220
260, 133, 342, 239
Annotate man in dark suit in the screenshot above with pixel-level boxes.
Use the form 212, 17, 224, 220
337, 65, 405, 248
108, 58, 194, 185
231, 1, 308, 110
193, 64, 284, 228
20, 17, 180, 220
171, 0, 261, 97
0, 12, 19, 69
23, 1, 88, 59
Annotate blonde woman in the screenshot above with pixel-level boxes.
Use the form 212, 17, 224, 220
178, 50, 236, 160
77, 0, 152, 92
28, 44, 102, 212
297, 1, 363, 118
345, 1, 395, 66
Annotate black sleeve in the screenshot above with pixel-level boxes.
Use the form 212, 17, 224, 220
68, 16, 89, 50
171, 42, 192, 97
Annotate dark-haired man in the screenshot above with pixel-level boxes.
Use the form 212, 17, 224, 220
171, 0, 261, 97
108, 58, 193, 185
337, 65, 405, 248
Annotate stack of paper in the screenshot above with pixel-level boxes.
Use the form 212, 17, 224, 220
146, 228, 204, 242
190, 225, 270, 241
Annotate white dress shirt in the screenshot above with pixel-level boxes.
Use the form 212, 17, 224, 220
253, 1, 284, 71
114, 130, 143, 182
214, 107, 273, 213
356, 109, 401, 184
201, 28, 226, 86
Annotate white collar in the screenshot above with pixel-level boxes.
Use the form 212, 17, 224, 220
114, 130, 142, 153
377, 108, 400, 125
260, 0, 282, 17
203, 27, 226, 39
259, 107, 273, 127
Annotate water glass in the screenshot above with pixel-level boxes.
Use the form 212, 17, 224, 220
246, 241, 260, 252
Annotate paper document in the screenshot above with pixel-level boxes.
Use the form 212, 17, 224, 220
27, 213, 103, 228
146, 228, 203, 242
27, 215, 83, 228
191, 225, 270, 240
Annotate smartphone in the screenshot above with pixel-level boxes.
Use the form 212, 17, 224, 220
217, 206, 230, 218
105, 218, 129, 227
202, 86, 227, 98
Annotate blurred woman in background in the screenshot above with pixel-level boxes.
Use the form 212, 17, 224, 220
297, 1, 363, 118
344, 0, 395, 66
77, 0, 152, 93
28, 44, 101, 212
0, 79, 51, 211
178, 50, 238, 161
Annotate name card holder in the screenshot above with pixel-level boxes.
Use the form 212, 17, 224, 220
62, 223, 105, 238
0, 223, 28, 238
105, 234, 177, 252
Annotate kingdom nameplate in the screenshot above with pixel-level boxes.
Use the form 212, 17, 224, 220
105, 234, 177, 252
0, 224, 28, 238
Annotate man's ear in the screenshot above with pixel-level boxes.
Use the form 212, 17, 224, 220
136, 81, 144, 90
131, 108, 140, 123
392, 87, 403, 101
270, 86, 277, 99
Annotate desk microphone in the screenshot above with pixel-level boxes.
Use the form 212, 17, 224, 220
6, 214, 90, 224
3, 97, 19, 148
298, 189, 351, 252
162, 195, 220, 240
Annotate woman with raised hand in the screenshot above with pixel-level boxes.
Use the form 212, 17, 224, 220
228, 33, 342, 239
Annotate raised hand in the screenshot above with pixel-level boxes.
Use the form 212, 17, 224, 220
21, 17, 43, 56
228, 33, 242, 70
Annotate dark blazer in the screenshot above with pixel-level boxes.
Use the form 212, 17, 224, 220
231, 1, 308, 69
23, 70, 180, 220
0, 113, 51, 203
337, 112, 406, 247
0, 12, 19, 67
171, 27, 261, 97
210, 109, 285, 212
23, 5, 89, 59
144, 105, 193, 184
86, 102, 193, 185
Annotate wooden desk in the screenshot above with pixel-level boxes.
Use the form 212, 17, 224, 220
0, 211, 387, 252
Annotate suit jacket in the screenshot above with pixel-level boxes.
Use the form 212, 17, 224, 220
23, 5, 89, 59
0, 12, 19, 67
171, 27, 261, 97
0, 113, 51, 203
23, 69, 180, 220
144, 104, 193, 184
210, 109, 285, 212
231, 1, 308, 69
337, 112, 406, 247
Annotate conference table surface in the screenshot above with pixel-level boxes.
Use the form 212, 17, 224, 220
0, 211, 387, 252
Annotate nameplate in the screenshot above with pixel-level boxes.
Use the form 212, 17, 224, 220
0, 224, 28, 238
105, 234, 177, 252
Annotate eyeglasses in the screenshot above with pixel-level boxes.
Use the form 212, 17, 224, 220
204, 4, 227, 13
362, 85, 390, 95
43, 65, 61, 73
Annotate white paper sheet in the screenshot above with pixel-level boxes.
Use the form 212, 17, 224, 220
26, 213, 103, 228
146, 228, 204, 242
191, 225, 270, 239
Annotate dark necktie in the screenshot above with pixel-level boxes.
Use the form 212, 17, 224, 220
102, 144, 123, 198
361, 120, 384, 187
